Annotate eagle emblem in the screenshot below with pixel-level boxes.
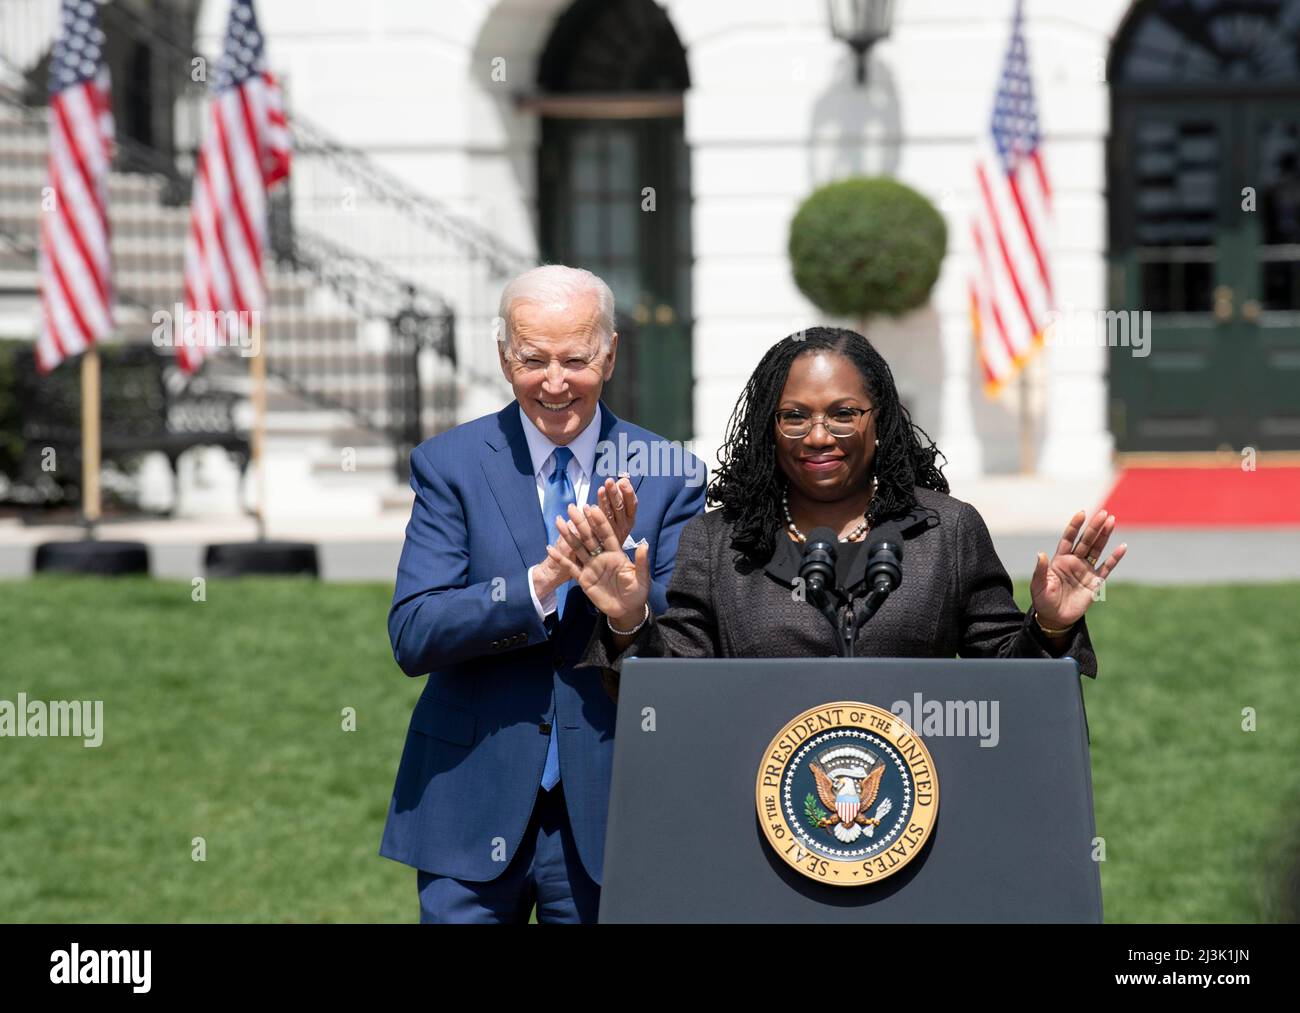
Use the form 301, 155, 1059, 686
810, 746, 893, 843
757, 702, 938, 886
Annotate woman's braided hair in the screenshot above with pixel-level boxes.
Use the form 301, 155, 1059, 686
707, 327, 949, 562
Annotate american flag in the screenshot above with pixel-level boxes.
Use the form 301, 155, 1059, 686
36, 0, 114, 373
178, 0, 290, 373
967, 0, 1054, 396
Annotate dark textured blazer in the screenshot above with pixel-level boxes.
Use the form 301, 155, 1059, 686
580, 485, 1098, 686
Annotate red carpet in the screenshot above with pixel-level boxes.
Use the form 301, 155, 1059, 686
1100, 466, 1300, 526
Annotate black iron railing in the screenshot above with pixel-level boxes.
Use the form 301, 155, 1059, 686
0, 2, 548, 485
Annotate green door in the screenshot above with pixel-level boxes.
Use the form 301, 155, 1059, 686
1241, 100, 1300, 449
1110, 98, 1300, 451
539, 116, 694, 443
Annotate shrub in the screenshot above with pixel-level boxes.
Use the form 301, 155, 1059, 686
788, 177, 947, 322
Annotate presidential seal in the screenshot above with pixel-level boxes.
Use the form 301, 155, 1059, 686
755, 701, 938, 886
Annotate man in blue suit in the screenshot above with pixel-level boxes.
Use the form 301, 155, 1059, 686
379, 265, 706, 923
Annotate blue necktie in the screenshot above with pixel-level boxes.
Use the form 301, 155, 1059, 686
539, 446, 575, 791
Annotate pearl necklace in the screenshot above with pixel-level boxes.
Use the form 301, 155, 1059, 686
783, 475, 878, 544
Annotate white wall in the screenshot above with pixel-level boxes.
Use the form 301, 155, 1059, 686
196, 0, 1131, 478
668, 0, 1124, 478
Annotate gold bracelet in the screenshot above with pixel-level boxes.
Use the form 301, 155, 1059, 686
1033, 609, 1075, 637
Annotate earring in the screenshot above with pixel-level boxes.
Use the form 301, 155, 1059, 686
874, 438, 879, 447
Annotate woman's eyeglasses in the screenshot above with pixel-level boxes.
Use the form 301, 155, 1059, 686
775, 407, 874, 439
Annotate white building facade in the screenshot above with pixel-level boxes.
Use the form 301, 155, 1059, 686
197, 0, 1132, 481
7, 0, 1294, 519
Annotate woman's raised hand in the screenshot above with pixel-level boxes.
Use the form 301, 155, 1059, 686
1030, 508, 1127, 630
548, 502, 650, 626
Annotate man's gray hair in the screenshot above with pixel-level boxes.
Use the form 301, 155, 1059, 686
497, 265, 616, 352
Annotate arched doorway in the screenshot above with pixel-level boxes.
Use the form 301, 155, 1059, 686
535, 0, 693, 441
103, 0, 200, 163
1108, 0, 1300, 451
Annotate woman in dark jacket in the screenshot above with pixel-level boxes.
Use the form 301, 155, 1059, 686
551, 328, 1125, 685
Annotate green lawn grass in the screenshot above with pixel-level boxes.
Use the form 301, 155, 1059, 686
0, 576, 1296, 922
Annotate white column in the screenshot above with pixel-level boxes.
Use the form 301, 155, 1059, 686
1038, 338, 1114, 477
937, 311, 985, 479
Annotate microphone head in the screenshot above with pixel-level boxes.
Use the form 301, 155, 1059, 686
865, 522, 904, 592
799, 527, 838, 600
865, 522, 903, 560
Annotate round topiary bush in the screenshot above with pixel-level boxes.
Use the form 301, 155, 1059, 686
788, 177, 947, 322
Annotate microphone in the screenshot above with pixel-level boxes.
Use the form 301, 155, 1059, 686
798, 527, 839, 603
843, 523, 905, 656
864, 524, 904, 595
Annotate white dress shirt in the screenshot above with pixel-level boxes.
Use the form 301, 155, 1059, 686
521, 403, 603, 620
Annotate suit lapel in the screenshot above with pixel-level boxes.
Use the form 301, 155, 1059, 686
836, 504, 943, 590
763, 534, 801, 586
593, 402, 647, 498
482, 403, 549, 571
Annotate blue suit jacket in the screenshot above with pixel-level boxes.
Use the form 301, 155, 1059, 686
379, 400, 706, 883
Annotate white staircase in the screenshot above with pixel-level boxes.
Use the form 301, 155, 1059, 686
0, 96, 427, 520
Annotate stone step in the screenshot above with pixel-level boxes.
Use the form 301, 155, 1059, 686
0, 246, 31, 271
0, 100, 505, 521
146, 315, 369, 340
310, 443, 398, 480
0, 208, 192, 242
0, 196, 191, 225
0, 246, 330, 303
0, 135, 48, 167
113, 274, 316, 310
0, 170, 170, 203
0, 267, 33, 294
261, 407, 372, 435
318, 425, 395, 448
0, 190, 190, 216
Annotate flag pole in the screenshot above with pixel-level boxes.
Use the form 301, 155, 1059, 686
249, 322, 267, 541
34, 342, 149, 574
81, 346, 101, 535
1018, 367, 1034, 475
188, 0, 318, 576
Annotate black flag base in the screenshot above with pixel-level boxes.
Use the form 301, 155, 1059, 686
34, 539, 150, 576
204, 541, 320, 578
